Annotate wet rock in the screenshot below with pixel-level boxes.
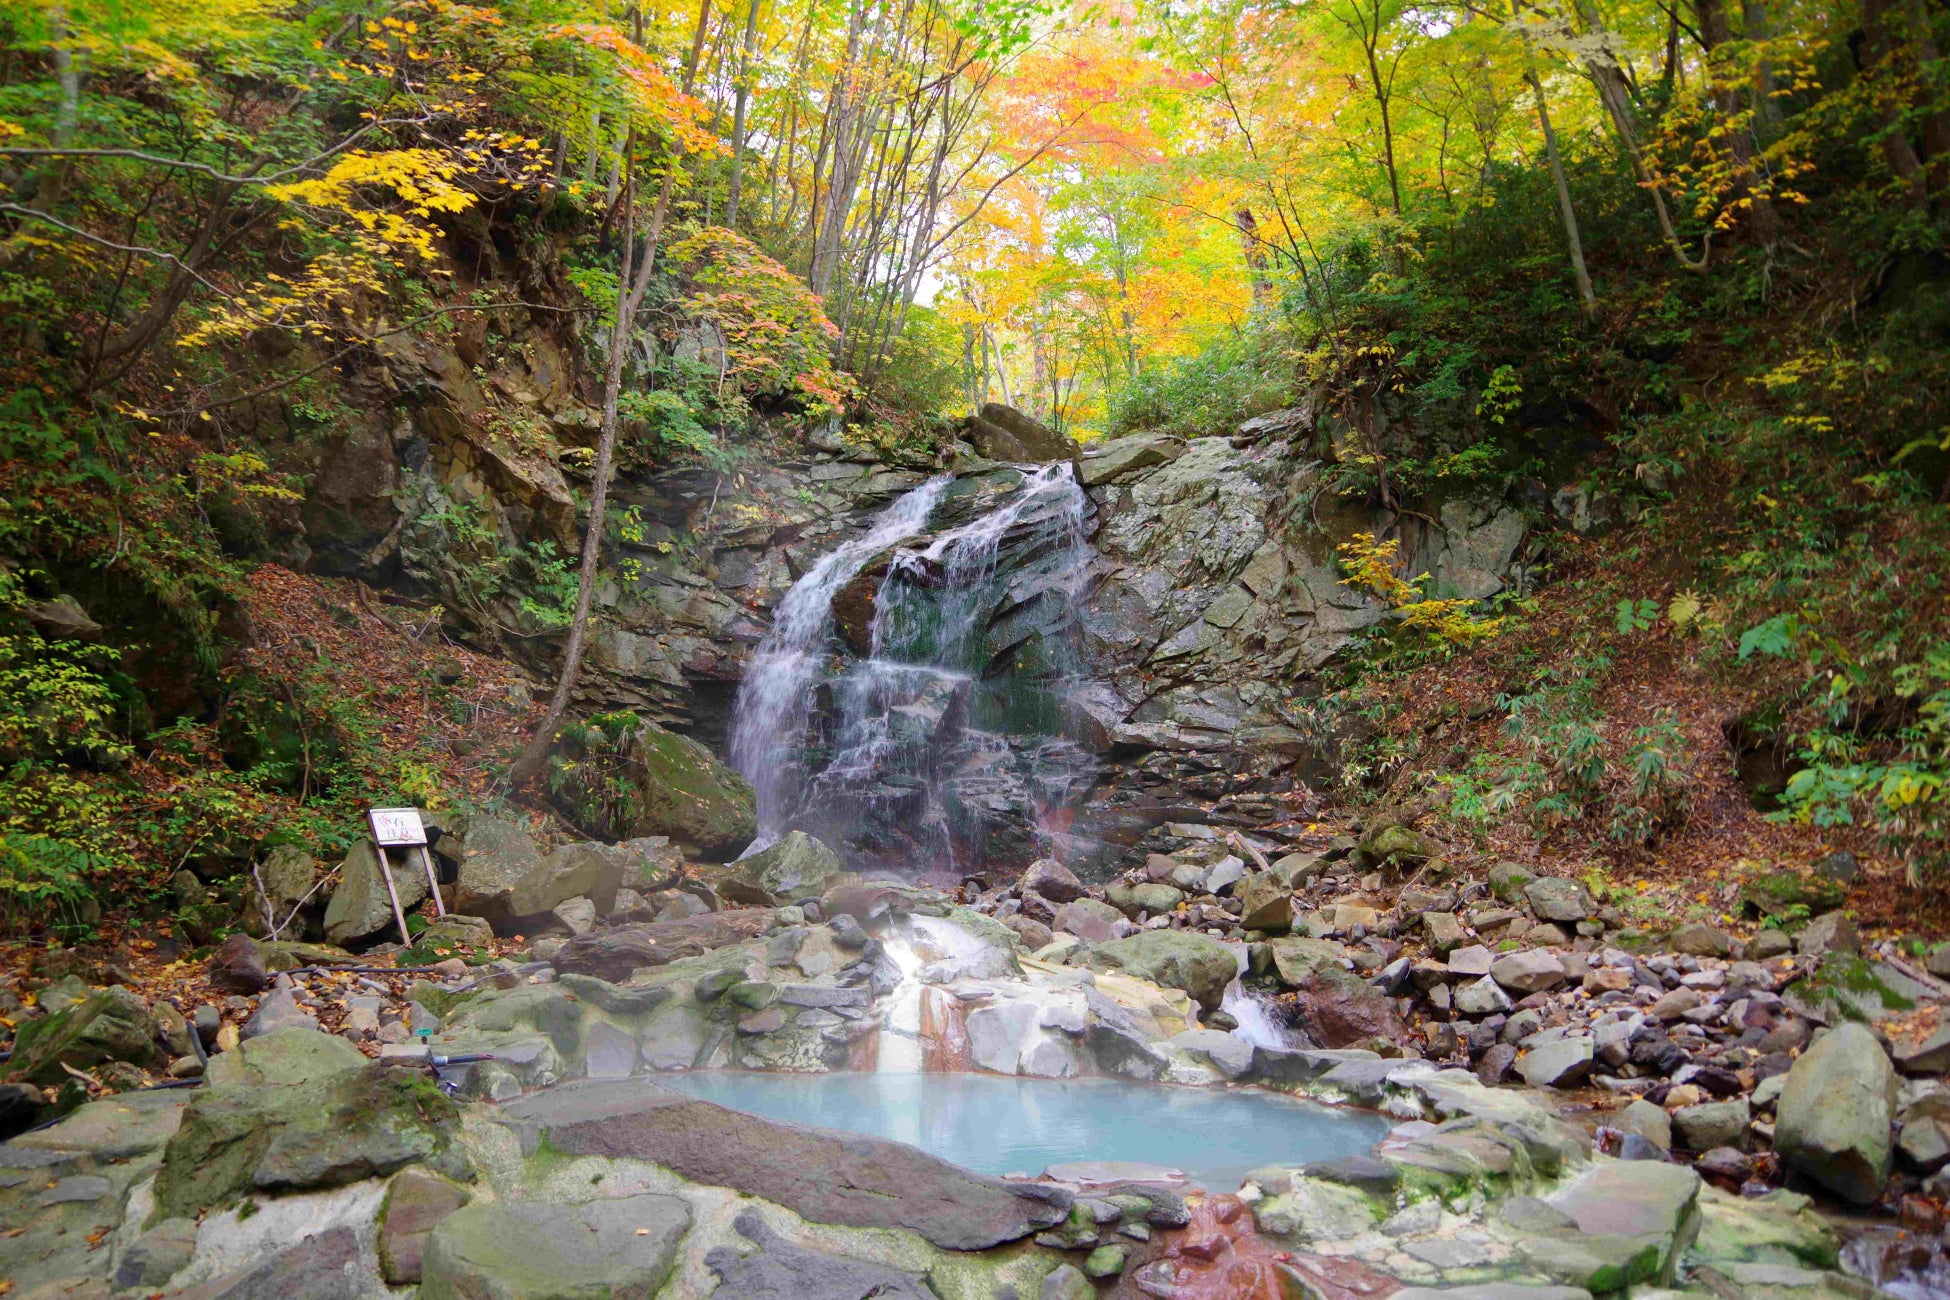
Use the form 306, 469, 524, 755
1542, 1161, 1702, 1289
175, 1225, 379, 1300
1775, 1022, 1897, 1204
704, 1208, 935, 1299
1077, 432, 1183, 485
1284, 967, 1409, 1049
423, 1195, 691, 1300
722, 831, 841, 906
6, 985, 158, 1086
494, 1079, 1070, 1250
380, 1167, 472, 1285
1081, 931, 1236, 1014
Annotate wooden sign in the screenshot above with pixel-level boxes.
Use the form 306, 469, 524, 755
369, 807, 428, 848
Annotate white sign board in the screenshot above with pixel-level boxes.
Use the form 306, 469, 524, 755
368, 807, 428, 848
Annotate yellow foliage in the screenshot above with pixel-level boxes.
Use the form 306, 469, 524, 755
268, 149, 476, 262
1336, 532, 1501, 646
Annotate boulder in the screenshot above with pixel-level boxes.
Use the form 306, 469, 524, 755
1741, 871, 1846, 920
154, 1061, 469, 1219
1543, 1161, 1702, 1289
422, 1195, 690, 1300
6, 985, 157, 1086
509, 841, 626, 919
258, 844, 322, 916
204, 1025, 366, 1086
1055, 898, 1123, 943
323, 839, 429, 945
1267, 937, 1346, 987
1775, 1022, 1898, 1204
1076, 433, 1183, 486
1519, 1037, 1594, 1089
1106, 881, 1185, 917
721, 831, 842, 906
1359, 823, 1439, 867
1455, 976, 1514, 1016
448, 815, 546, 925
1285, 966, 1410, 1049
1795, 910, 1860, 957
1669, 923, 1734, 958
966, 402, 1077, 462
1674, 1100, 1751, 1152
704, 1208, 935, 1299
1613, 1098, 1673, 1152
242, 984, 319, 1038
551, 911, 779, 981
207, 933, 271, 993
1237, 873, 1293, 932
1082, 931, 1237, 1014
1021, 859, 1086, 903
1488, 861, 1537, 904
1524, 876, 1595, 923
381, 1168, 473, 1285
562, 719, 757, 859
1491, 950, 1567, 995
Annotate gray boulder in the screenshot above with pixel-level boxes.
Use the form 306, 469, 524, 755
449, 815, 546, 925
1775, 1022, 1898, 1204
6, 985, 158, 1086
510, 841, 627, 918
1081, 930, 1237, 1014
1524, 876, 1595, 923
422, 1196, 691, 1300
704, 1208, 934, 1299
323, 838, 429, 945
721, 831, 841, 907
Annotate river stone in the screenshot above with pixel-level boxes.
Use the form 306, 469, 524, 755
1487, 861, 1537, 903
243, 984, 319, 1039
380, 1167, 473, 1284
1168, 1028, 1255, 1079
1491, 950, 1566, 994
967, 1000, 1040, 1074
1082, 931, 1235, 1013
1545, 1160, 1702, 1287
324, 838, 431, 944
494, 1079, 1070, 1249
1455, 975, 1514, 1016
422, 1195, 691, 1300
1520, 1037, 1594, 1089
1107, 881, 1185, 917
1447, 944, 1494, 977
208, 932, 272, 993
1674, 1099, 1751, 1151
1524, 876, 1595, 923
115, 1216, 201, 1289
1613, 1098, 1673, 1151
204, 1025, 366, 1087
1669, 922, 1733, 958
173, 1224, 379, 1300
154, 1061, 468, 1219
721, 831, 841, 906
1285, 967, 1409, 1049
1237, 873, 1293, 932
1021, 859, 1086, 903
703, 1207, 934, 1299
1267, 936, 1345, 986
1055, 898, 1123, 942
6, 985, 158, 1086
1775, 1021, 1898, 1204
552, 911, 778, 981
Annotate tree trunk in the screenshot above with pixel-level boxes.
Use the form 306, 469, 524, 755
1694, 0, 1783, 240
723, 0, 765, 229
1517, 10, 1597, 317
1860, 0, 1929, 205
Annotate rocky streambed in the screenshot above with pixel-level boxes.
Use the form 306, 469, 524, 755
1, 827, 1924, 1299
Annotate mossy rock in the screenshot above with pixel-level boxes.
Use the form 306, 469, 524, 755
1740, 871, 1846, 920
153, 1062, 469, 1221
1359, 822, 1439, 867
550, 718, 755, 861
7, 986, 157, 1087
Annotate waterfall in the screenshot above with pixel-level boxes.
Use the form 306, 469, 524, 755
729, 475, 951, 853
728, 462, 1099, 876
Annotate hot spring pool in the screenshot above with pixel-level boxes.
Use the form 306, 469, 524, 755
655, 1071, 1391, 1190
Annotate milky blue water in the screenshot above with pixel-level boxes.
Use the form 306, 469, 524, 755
655, 1071, 1390, 1190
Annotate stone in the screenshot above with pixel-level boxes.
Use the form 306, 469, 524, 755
1254, 1177, 1378, 1243
422, 1195, 691, 1300
444, 815, 547, 925
204, 1025, 366, 1086
1741, 870, 1846, 920
381, 1167, 473, 1285
1488, 861, 1538, 903
1081, 930, 1236, 1014
1669, 923, 1734, 957
1894, 1025, 1950, 1076
551, 910, 778, 981
153, 1061, 468, 1219
1898, 1116, 1950, 1172
550, 895, 597, 936
703, 1208, 935, 1300
968, 401, 1077, 461
1544, 1160, 1702, 1289
721, 831, 842, 906
1266, 936, 1345, 987
494, 1079, 1070, 1250
511, 841, 627, 918
967, 1000, 1040, 1074
1237, 873, 1292, 932
1421, 911, 1466, 955
1491, 949, 1566, 994
1284, 966, 1409, 1049
242, 984, 319, 1039
1674, 1099, 1751, 1151
259, 844, 321, 915
1795, 910, 1860, 956
174, 1225, 378, 1300
115, 1217, 200, 1290
1614, 1098, 1673, 1151
1055, 898, 1124, 942
1455, 975, 1514, 1016
1021, 859, 1086, 903
1083, 1244, 1131, 1279
6, 985, 158, 1086
1524, 876, 1595, 923
1695, 1146, 1754, 1183
1077, 432, 1183, 485
1520, 1037, 1594, 1088
1746, 929, 1794, 960
549, 717, 756, 859
1447, 944, 1494, 977
206, 934, 272, 996
1039, 1263, 1094, 1300
1649, 987, 1701, 1021
324, 838, 430, 944
1775, 1021, 1898, 1204
1168, 1029, 1255, 1079
1107, 881, 1186, 917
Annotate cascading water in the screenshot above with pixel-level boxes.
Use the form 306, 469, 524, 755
728, 463, 1100, 875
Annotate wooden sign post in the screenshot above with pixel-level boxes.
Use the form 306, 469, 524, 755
368, 808, 447, 947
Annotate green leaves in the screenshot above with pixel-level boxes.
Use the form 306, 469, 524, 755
1737, 613, 1798, 662
1614, 598, 1658, 634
